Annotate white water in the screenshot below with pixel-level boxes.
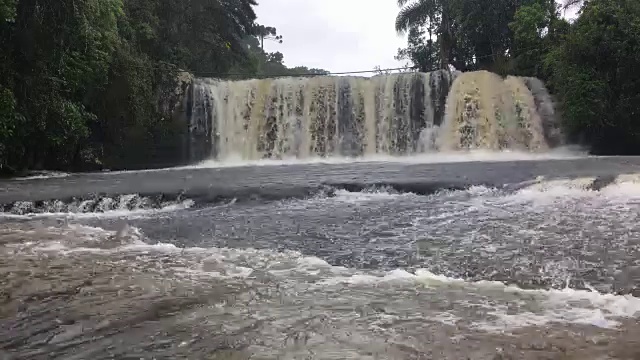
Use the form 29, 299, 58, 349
188, 70, 565, 163
185, 146, 586, 169
4, 175, 640, 334
78, 146, 587, 176
6, 221, 639, 333
0, 194, 195, 217
11, 171, 70, 181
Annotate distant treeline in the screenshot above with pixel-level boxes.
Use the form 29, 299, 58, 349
395, 0, 640, 154
0, 0, 328, 174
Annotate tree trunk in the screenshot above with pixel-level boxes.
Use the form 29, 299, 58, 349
439, 7, 452, 70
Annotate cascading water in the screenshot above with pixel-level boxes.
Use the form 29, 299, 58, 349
185, 69, 561, 162
438, 71, 562, 151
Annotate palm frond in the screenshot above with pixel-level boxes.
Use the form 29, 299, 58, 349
395, 0, 432, 34
562, 0, 584, 10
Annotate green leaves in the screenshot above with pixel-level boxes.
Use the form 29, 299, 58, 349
395, 0, 432, 34
396, 0, 560, 72
0, 0, 16, 22
395, 0, 640, 154
395, 26, 440, 72
0, 0, 267, 172
550, 0, 640, 153
511, 3, 549, 44
0, 87, 23, 170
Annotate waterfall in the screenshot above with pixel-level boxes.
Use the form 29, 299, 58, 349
185, 69, 561, 162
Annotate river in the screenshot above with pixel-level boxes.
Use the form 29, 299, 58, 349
1, 153, 640, 359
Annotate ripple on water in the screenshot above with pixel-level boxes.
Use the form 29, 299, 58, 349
2, 175, 640, 358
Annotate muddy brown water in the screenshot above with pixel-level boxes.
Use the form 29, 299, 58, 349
2, 156, 640, 359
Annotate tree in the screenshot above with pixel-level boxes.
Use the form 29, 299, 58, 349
252, 24, 283, 50
562, 0, 586, 11
287, 67, 329, 76
0, 87, 23, 173
0, 0, 264, 172
395, 0, 453, 70
230, 23, 329, 78
547, 0, 640, 154
395, 25, 440, 72
0, 0, 16, 22
509, 0, 567, 79
6, 0, 124, 169
395, 0, 559, 73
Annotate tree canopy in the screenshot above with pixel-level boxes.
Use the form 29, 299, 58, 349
1, 0, 639, 174
396, 0, 640, 154
0, 0, 328, 174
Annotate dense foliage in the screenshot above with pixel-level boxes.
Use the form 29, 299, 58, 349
547, 0, 640, 154
396, 0, 640, 154
2, 0, 638, 174
0, 0, 326, 174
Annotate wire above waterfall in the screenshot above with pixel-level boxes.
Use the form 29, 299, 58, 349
148, 43, 567, 79
188, 43, 562, 78
206, 66, 420, 78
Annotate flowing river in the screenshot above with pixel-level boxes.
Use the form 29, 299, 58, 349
2, 153, 640, 359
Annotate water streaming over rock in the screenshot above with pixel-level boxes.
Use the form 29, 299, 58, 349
185, 69, 561, 162
0, 194, 194, 215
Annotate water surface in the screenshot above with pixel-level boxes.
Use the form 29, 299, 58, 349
2, 157, 640, 359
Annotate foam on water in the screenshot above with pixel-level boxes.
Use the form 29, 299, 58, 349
88, 147, 586, 175
329, 188, 413, 203
5, 221, 638, 334
499, 175, 640, 207
286, 173, 640, 214
11, 171, 70, 181
332, 172, 640, 203
2, 223, 343, 281
321, 268, 640, 331
0, 196, 195, 218
186, 147, 586, 169
4, 172, 640, 339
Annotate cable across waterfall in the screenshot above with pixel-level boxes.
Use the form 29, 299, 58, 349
185, 69, 563, 162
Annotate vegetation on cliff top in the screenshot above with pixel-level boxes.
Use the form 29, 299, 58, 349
395, 0, 640, 154
0, 0, 327, 174
1, 0, 639, 174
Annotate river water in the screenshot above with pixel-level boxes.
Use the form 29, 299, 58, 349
2, 153, 640, 359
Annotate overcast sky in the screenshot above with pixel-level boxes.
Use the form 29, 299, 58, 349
254, 0, 408, 74
254, 1, 580, 75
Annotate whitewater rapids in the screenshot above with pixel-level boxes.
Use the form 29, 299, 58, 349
2, 157, 640, 359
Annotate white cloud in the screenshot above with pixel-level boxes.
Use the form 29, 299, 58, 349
254, 0, 408, 74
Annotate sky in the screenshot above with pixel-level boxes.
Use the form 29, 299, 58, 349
254, 0, 408, 74
254, 1, 581, 75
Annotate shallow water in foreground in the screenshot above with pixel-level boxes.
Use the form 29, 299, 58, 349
2, 157, 640, 359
